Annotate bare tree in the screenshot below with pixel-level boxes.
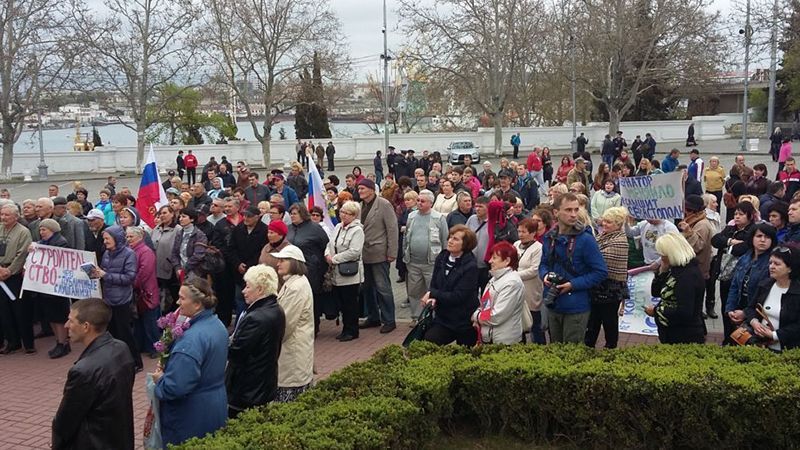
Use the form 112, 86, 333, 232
575, 0, 726, 134
72, 0, 199, 172
199, 0, 349, 167
0, 0, 75, 177
399, 0, 545, 154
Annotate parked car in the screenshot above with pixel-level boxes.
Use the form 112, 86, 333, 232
446, 140, 480, 164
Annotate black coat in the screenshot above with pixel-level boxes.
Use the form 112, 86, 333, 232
429, 251, 479, 331
746, 278, 800, 350
229, 221, 268, 280
685, 178, 703, 197
226, 295, 286, 410
287, 220, 329, 293
84, 225, 108, 264
52, 332, 135, 450
650, 259, 705, 344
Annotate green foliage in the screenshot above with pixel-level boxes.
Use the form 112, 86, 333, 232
777, 0, 800, 115
749, 88, 769, 123
295, 52, 332, 139
148, 83, 239, 145
177, 343, 800, 449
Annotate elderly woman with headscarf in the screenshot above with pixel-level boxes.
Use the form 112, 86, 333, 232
91, 225, 143, 371
126, 226, 160, 358
169, 208, 207, 283
207, 177, 226, 199
117, 206, 154, 248
270, 245, 315, 402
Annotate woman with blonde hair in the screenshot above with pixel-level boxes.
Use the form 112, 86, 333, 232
547, 183, 568, 206
586, 207, 629, 348
645, 232, 705, 344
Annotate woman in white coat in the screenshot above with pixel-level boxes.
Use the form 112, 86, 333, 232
473, 241, 526, 344
514, 218, 545, 344
271, 245, 315, 402
325, 201, 365, 342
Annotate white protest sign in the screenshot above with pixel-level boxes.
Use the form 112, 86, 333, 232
22, 244, 102, 299
619, 172, 685, 220
619, 271, 659, 336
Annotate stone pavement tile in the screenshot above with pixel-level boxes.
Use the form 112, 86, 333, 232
0, 319, 725, 449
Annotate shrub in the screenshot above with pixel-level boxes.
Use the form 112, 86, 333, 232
177, 344, 800, 449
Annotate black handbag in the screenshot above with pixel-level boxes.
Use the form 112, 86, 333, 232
195, 242, 225, 275
403, 304, 434, 347
334, 226, 360, 277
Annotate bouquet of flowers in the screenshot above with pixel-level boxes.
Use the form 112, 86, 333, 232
153, 311, 191, 367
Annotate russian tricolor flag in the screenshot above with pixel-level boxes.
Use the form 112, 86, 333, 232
307, 157, 334, 229
138, 145, 168, 228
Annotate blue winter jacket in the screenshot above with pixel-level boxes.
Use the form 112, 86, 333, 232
279, 186, 300, 209
661, 155, 679, 173
539, 225, 608, 314
155, 309, 228, 448
99, 225, 138, 306
725, 250, 771, 313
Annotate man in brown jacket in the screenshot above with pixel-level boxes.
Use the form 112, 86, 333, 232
678, 194, 718, 319
357, 178, 399, 333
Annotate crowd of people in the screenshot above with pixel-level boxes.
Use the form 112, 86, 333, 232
2, 135, 800, 448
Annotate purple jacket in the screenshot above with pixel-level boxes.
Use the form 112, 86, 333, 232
131, 240, 159, 312
100, 226, 138, 306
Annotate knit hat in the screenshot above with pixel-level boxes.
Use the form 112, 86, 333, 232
268, 220, 288, 237
685, 195, 705, 213
357, 178, 376, 190
39, 218, 61, 234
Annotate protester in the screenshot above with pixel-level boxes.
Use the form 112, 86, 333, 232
678, 194, 717, 319
153, 278, 228, 447
403, 190, 448, 322
0, 204, 33, 354
590, 180, 621, 229
712, 201, 757, 341
556, 156, 574, 184
767, 202, 789, 242
259, 220, 291, 276
126, 226, 160, 358
33, 219, 72, 358
625, 218, 679, 268
473, 241, 526, 344
325, 201, 365, 341
53, 299, 135, 450
661, 149, 680, 173
287, 203, 329, 334
446, 191, 474, 228
646, 232, 705, 344
745, 245, 800, 351
271, 245, 315, 402
226, 265, 285, 418
358, 178, 399, 333
228, 206, 268, 319
433, 179, 458, 214
585, 207, 629, 349
514, 218, 545, 344
725, 223, 776, 336
779, 157, 800, 200
169, 208, 208, 282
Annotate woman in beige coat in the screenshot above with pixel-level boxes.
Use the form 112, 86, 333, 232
514, 218, 545, 344
271, 245, 315, 402
325, 201, 365, 342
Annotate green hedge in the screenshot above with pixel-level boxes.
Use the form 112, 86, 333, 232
177, 343, 800, 449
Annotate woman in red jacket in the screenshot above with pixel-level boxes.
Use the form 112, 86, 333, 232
556, 156, 574, 184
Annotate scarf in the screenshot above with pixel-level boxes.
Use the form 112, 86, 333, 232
483, 201, 507, 262
684, 210, 707, 228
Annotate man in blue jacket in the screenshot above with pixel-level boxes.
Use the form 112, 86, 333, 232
272, 173, 299, 210
540, 193, 608, 343
661, 148, 680, 173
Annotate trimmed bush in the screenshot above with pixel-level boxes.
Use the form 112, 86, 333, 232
177, 343, 800, 449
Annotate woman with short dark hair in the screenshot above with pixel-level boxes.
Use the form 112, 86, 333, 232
726, 223, 777, 334
287, 203, 329, 334
421, 225, 479, 346
169, 208, 207, 281
745, 245, 800, 351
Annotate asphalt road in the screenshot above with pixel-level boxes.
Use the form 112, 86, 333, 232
0, 138, 782, 202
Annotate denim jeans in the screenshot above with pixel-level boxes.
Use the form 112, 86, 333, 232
529, 310, 546, 344
134, 306, 162, 354
363, 261, 396, 326
531, 169, 547, 196
602, 153, 615, 168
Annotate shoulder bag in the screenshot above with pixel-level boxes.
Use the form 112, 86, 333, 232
334, 226, 359, 276
718, 246, 739, 282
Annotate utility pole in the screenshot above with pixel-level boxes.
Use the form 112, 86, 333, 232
767, 0, 779, 137
570, 34, 577, 152
740, 0, 752, 152
381, 0, 391, 152
37, 111, 48, 180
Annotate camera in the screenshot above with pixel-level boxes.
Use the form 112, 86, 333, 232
543, 272, 566, 307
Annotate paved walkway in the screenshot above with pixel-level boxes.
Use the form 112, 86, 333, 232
0, 314, 723, 449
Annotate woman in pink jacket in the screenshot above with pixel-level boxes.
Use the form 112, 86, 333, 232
127, 226, 161, 357
779, 137, 793, 173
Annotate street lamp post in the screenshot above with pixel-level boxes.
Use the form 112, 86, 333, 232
767, 0, 779, 137
740, 0, 752, 152
570, 34, 577, 153
381, 0, 391, 153
37, 111, 48, 180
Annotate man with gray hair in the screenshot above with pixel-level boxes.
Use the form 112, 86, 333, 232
53, 196, 86, 250
29, 197, 55, 241
0, 203, 34, 353
402, 189, 448, 322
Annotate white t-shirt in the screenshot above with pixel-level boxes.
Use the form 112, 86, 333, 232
625, 220, 679, 264
762, 284, 786, 351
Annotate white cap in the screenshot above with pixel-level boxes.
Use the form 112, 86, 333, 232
86, 209, 105, 221
270, 244, 306, 263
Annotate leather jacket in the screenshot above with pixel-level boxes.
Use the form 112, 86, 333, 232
225, 295, 286, 411
52, 332, 135, 449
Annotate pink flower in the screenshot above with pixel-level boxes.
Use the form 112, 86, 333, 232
156, 316, 168, 329
153, 341, 166, 353
172, 326, 185, 338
